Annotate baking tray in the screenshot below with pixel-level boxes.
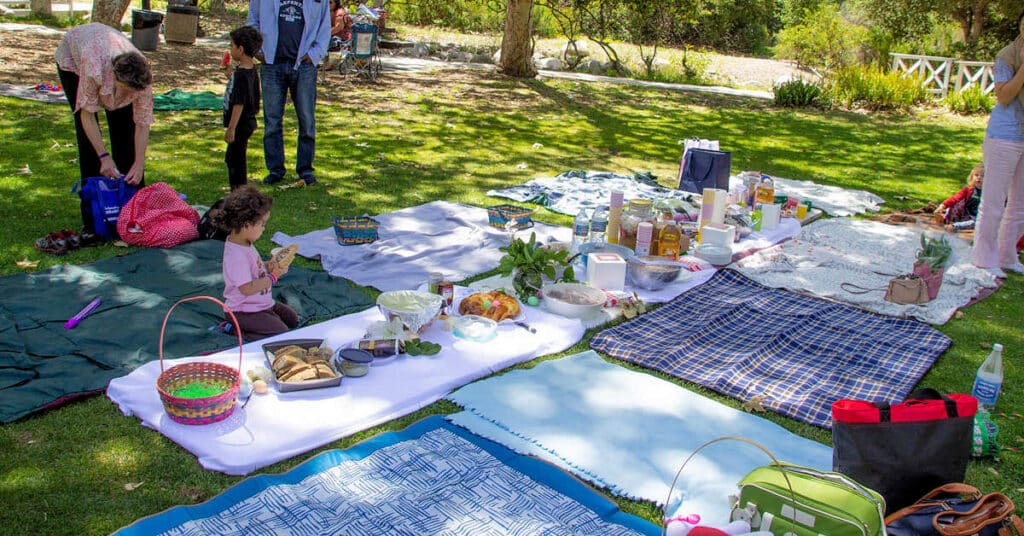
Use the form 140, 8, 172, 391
262, 338, 343, 392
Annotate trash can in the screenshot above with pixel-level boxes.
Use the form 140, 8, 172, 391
132, 9, 164, 52
165, 5, 200, 44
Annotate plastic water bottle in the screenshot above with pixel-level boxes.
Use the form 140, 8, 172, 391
972, 343, 1003, 409
590, 206, 608, 243
572, 208, 590, 253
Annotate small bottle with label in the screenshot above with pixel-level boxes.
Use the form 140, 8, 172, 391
972, 343, 1004, 409
607, 191, 624, 245
635, 221, 654, 257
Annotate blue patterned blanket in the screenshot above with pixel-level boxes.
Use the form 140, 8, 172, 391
590, 269, 951, 428
116, 416, 658, 536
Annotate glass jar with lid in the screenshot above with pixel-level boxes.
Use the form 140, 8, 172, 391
618, 198, 653, 251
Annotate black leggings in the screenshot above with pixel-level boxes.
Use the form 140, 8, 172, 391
225, 118, 257, 190
58, 66, 143, 233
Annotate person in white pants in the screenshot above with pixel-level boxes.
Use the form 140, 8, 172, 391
974, 7, 1024, 276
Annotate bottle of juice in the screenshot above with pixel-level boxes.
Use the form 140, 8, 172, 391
755, 176, 775, 205
657, 220, 682, 260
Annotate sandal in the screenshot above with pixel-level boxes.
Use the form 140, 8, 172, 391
61, 229, 81, 250
34, 231, 70, 255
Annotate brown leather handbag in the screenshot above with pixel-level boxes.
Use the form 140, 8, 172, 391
886, 483, 1024, 536
885, 274, 931, 305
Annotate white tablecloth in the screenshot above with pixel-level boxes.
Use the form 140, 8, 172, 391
106, 294, 585, 475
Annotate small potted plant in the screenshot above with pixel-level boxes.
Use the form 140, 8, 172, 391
497, 232, 576, 302
913, 233, 952, 300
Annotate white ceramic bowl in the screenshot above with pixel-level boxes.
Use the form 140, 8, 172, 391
376, 290, 443, 333
542, 282, 606, 318
693, 244, 733, 266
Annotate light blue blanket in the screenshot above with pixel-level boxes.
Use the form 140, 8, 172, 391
446, 351, 832, 525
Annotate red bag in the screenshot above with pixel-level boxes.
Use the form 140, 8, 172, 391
116, 182, 199, 248
833, 393, 977, 424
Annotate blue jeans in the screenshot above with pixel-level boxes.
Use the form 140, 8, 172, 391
260, 62, 318, 181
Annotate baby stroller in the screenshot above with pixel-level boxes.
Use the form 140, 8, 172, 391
335, 22, 381, 81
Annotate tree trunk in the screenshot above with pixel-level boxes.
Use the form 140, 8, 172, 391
500, 0, 536, 78
969, 1, 989, 41
207, 0, 225, 15
91, 0, 132, 29
30, 0, 52, 17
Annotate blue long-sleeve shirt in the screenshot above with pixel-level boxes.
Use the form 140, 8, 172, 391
247, 0, 332, 69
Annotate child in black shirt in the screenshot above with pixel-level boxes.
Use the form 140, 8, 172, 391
223, 26, 263, 190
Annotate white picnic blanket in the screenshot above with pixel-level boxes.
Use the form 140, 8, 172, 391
733, 218, 999, 325
271, 201, 571, 292
729, 175, 884, 217
0, 83, 66, 104
486, 170, 884, 218
106, 290, 585, 475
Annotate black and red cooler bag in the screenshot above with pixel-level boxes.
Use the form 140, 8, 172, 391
832, 388, 978, 515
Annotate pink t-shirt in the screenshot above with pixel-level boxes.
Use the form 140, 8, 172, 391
54, 22, 155, 127
222, 240, 275, 313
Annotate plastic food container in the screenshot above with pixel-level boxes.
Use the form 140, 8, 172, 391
452, 315, 497, 342
334, 348, 374, 377
625, 256, 687, 290
542, 282, 606, 318
578, 242, 634, 269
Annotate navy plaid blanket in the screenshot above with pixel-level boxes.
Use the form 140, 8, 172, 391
590, 269, 951, 428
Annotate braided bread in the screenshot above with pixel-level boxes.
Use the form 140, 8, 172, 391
458, 292, 521, 322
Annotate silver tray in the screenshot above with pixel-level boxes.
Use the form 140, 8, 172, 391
262, 338, 343, 392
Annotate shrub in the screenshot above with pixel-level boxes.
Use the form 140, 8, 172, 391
825, 65, 927, 111
773, 78, 823, 107
773, 3, 867, 73
943, 86, 995, 115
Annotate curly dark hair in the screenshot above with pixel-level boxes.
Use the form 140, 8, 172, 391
210, 185, 273, 234
111, 52, 152, 90
230, 26, 264, 58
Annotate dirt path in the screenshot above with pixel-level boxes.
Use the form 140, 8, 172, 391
0, 21, 798, 94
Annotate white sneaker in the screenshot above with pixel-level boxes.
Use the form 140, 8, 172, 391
1002, 262, 1024, 274
986, 267, 1007, 278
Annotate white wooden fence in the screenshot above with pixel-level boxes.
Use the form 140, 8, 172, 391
890, 53, 994, 97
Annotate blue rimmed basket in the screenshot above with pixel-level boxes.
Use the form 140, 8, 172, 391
333, 216, 380, 245
486, 204, 534, 231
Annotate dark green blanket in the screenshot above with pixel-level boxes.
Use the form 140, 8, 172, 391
153, 89, 223, 111
0, 240, 374, 423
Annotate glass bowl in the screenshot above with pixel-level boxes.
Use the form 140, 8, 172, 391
376, 290, 444, 333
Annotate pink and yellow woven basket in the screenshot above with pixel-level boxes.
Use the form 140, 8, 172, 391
156, 296, 243, 425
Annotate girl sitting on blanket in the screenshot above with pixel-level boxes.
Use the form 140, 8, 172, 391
211, 185, 298, 341
935, 164, 984, 231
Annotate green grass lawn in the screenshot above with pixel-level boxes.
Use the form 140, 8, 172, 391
0, 69, 1021, 535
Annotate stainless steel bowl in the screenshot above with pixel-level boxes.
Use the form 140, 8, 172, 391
626, 256, 685, 290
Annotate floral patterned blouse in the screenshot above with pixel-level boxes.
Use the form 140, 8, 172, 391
55, 23, 154, 127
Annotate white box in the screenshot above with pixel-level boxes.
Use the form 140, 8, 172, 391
587, 252, 626, 291
701, 222, 735, 248
700, 188, 727, 225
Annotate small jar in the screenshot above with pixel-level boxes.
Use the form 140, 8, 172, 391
336, 348, 373, 377
619, 199, 653, 251
427, 272, 443, 294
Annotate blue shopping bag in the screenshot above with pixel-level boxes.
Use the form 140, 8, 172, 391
72, 176, 139, 239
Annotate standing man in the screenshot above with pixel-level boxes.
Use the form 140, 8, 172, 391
247, 0, 331, 187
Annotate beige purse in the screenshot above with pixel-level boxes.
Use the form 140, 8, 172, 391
884, 274, 930, 305
840, 274, 931, 305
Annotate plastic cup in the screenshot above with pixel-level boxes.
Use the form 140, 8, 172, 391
796, 204, 809, 219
